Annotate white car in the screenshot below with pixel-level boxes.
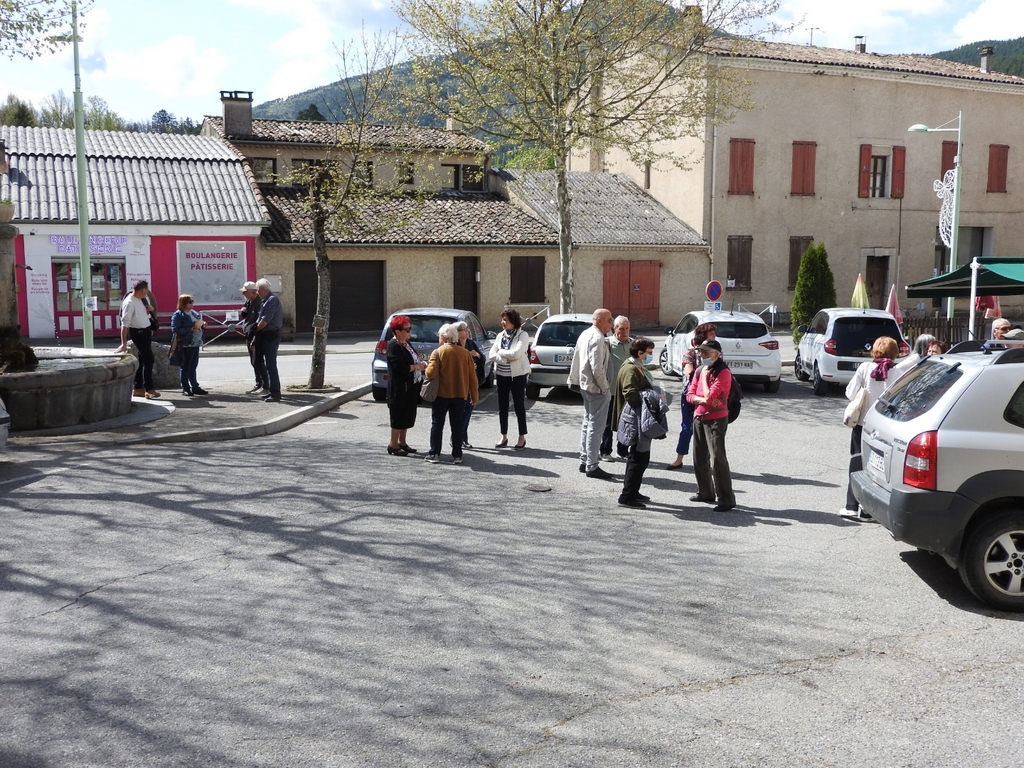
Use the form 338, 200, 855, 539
526, 313, 592, 399
795, 308, 909, 395
662, 310, 782, 392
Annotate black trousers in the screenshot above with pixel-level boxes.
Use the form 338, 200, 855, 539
620, 447, 651, 500
846, 425, 863, 511
128, 327, 154, 390
247, 331, 267, 387
497, 374, 528, 436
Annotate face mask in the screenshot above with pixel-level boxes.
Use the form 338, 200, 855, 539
643, 352, 653, 364
700, 356, 714, 367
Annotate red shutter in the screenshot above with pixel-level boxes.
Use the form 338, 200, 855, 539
891, 145, 906, 199
988, 144, 1009, 193
791, 142, 816, 196
858, 144, 872, 198
941, 141, 957, 179
729, 138, 754, 195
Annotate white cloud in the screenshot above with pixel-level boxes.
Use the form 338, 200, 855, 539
952, 0, 1024, 43
95, 36, 229, 99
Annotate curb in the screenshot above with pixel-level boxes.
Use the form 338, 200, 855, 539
113, 383, 374, 445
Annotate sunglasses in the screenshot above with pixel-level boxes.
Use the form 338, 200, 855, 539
398, 326, 411, 331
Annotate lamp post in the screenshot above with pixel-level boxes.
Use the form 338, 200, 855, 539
908, 111, 963, 322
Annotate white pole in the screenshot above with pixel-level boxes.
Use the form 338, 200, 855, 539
947, 110, 963, 322
968, 258, 979, 342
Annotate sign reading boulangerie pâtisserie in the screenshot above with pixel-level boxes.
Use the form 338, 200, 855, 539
176, 241, 245, 305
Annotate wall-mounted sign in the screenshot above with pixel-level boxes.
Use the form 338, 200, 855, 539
177, 241, 245, 305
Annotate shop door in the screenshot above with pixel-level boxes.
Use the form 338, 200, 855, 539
294, 260, 385, 332
52, 261, 125, 337
602, 260, 661, 326
453, 256, 479, 316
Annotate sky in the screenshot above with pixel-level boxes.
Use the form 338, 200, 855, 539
2, 0, 1024, 125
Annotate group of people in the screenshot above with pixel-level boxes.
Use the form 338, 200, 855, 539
116, 278, 284, 403
383, 306, 737, 512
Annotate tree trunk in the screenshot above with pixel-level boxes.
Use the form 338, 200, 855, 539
554, 158, 574, 314
308, 207, 330, 390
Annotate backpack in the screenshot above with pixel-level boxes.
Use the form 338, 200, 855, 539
727, 378, 743, 423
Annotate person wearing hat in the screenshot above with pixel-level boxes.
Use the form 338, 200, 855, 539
685, 338, 736, 511
238, 281, 267, 394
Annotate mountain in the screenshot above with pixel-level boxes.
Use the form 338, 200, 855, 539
930, 36, 1024, 77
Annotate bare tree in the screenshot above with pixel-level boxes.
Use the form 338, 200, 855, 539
0, 0, 91, 59
39, 88, 74, 127
396, 0, 785, 312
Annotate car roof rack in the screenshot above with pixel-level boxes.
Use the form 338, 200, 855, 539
949, 340, 984, 354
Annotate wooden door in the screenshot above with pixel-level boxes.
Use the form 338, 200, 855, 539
453, 256, 479, 316
602, 259, 661, 326
865, 255, 888, 309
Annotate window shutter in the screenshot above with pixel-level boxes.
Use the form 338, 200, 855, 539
729, 138, 755, 195
941, 141, 957, 179
858, 144, 872, 198
891, 145, 906, 199
789, 236, 812, 290
791, 142, 816, 196
727, 235, 752, 290
988, 145, 1009, 193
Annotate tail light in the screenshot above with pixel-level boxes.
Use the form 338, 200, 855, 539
898, 340, 910, 357
375, 340, 388, 354
529, 348, 540, 364
759, 339, 779, 350
824, 338, 837, 355
903, 431, 938, 491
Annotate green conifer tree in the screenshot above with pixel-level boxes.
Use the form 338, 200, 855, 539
790, 241, 836, 341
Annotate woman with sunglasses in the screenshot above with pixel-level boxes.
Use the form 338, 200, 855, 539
170, 294, 207, 396
386, 315, 427, 456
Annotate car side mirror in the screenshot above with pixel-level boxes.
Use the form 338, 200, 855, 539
486, 330, 497, 340
797, 325, 809, 333
664, 327, 674, 335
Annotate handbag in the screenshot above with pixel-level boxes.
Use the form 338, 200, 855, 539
168, 333, 183, 367
143, 296, 159, 331
419, 350, 440, 402
844, 386, 868, 427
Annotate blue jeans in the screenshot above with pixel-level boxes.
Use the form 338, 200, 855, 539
430, 396, 465, 458
261, 329, 281, 397
675, 399, 695, 456
179, 346, 200, 392
579, 389, 610, 470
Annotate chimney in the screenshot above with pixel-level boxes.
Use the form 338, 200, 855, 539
981, 46, 994, 74
854, 36, 866, 54
221, 90, 253, 136
445, 117, 462, 133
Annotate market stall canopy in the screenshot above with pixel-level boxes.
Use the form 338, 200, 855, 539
906, 257, 1024, 298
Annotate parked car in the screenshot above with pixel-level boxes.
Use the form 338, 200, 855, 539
526, 313, 592, 399
662, 310, 782, 392
852, 343, 1024, 611
371, 308, 495, 402
795, 308, 909, 395
0, 396, 9, 450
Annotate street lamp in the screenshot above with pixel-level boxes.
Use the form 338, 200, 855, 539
908, 111, 963, 322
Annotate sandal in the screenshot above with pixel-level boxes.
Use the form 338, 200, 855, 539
495, 438, 508, 448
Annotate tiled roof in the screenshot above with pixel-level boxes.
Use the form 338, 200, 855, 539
261, 185, 557, 246
499, 170, 706, 247
709, 39, 1024, 87
204, 116, 491, 153
0, 125, 268, 225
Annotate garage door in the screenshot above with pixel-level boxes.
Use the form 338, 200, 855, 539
294, 260, 385, 332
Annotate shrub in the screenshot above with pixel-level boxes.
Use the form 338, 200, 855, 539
790, 241, 837, 342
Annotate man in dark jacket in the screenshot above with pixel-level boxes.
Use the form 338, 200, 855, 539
238, 281, 266, 394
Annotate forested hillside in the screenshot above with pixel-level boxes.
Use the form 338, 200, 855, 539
931, 36, 1024, 77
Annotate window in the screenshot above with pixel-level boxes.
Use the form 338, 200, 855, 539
252, 158, 276, 182
395, 160, 414, 186
728, 138, 754, 195
941, 140, 958, 179
791, 142, 816, 196
988, 144, 1009, 193
353, 160, 373, 186
441, 164, 459, 189
726, 235, 752, 290
858, 144, 903, 199
788, 236, 813, 290
292, 158, 319, 170
462, 164, 485, 191
870, 155, 888, 197
510, 256, 545, 303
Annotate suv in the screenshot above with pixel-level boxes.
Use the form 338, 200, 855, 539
852, 344, 1024, 611
662, 310, 782, 392
795, 308, 909, 395
526, 313, 592, 399
371, 308, 495, 401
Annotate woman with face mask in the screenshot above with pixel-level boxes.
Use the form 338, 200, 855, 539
667, 322, 716, 470
612, 337, 660, 508
685, 339, 735, 512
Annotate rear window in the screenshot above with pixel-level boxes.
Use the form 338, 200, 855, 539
874, 360, 963, 422
384, 315, 455, 344
1005, 382, 1024, 430
832, 317, 902, 357
537, 321, 591, 347
713, 321, 769, 340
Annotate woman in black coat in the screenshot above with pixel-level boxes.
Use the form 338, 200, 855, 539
386, 314, 427, 456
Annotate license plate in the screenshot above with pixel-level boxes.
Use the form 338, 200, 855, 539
726, 360, 753, 369
554, 353, 573, 363
868, 449, 885, 472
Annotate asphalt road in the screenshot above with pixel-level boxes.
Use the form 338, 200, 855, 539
2, 372, 1023, 767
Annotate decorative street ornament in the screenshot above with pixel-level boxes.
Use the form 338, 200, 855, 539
934, 168, 956, 249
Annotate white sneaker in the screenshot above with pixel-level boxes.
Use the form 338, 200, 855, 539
425, 453, 439, 463
453, 457, 463, 464
600, 453, 614, 462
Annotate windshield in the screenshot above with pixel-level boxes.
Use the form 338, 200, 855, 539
537, 321, 591, 347
875, 360, 962, 422
832, 317, 902, 357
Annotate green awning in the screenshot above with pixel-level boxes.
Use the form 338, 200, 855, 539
906, 257, 1024, 298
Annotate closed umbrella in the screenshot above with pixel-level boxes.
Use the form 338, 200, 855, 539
885, 284, 903, 323
851, 273, 870, 309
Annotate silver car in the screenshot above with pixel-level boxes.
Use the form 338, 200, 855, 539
370, 308, 495, 402
0, 396, 9, 450
852, 343, 1024, 611
526, 313, 592, 399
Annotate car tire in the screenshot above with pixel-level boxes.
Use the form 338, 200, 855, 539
812, 365, 828, 396
659, 347, 674, 376
764, 379, 781, 393
794, 352, 810, 382
526, 383, 541, 400
372, 385, 387, 402
958, 511, 1024, 611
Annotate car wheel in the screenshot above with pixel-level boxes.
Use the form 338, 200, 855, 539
812, 365, 828, 395
958, 511, 1024, 611
764, 379, 781, 394
794, 352, 810, 382
371, 385, 387, 402
526, 383, 541, 400
659, 347, 674, 376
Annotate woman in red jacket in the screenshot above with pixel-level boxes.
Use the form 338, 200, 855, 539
685, 339, 735, 511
